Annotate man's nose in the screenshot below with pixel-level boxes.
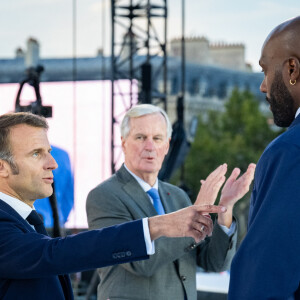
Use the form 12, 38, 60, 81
260, 78, 267, 93
46, 153, 58, 170
145, 138, 155, 150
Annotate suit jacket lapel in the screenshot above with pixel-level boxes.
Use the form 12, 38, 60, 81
0, 199, 35, 233
116, 165, 181, 216
0, 200, 74, 300
117, 165, 158, 217
158, 182, 177, 214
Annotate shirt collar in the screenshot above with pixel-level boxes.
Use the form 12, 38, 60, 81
0, 192, 33, 220
295, 107, 300, 118
124, 164, 158, 192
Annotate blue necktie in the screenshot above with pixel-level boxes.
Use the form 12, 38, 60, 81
26, 210, 48, 235
147, 188, 165, 215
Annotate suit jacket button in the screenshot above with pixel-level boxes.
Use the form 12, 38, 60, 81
126, 251, 132, 257
181, 276, 186, 281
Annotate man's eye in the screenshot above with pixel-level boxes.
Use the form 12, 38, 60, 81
32, 152, 39, 158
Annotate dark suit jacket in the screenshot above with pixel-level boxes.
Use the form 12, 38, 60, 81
0, 199, 148, 300
87, 165, 237, 300
229, 115, 300, 299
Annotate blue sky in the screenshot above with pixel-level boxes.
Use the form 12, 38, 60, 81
1, 0, 300, 71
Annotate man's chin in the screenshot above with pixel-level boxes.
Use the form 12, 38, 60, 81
273, 115, 294, 127
38, 188, 53, 199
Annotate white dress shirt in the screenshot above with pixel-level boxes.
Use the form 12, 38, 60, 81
295, 107, 300, 118
0, 192, 33, 219
0, 192, 38, 230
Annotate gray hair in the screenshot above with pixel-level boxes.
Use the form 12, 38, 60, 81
121, 104, 172, 139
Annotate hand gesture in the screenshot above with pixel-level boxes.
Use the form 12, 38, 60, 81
219, 163, 256, 208
194, 164, 227, 206
149, 205, 227, 243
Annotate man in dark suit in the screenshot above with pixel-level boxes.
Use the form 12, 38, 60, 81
86, 104, 255, 300
228, 16, 300, 300
0, 112, 227, 300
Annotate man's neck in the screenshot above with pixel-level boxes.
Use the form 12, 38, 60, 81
124, 164, 158, 187
0, 188, 34, 207
0, 191, 33, 219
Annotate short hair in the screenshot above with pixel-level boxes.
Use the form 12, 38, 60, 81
121, 104, 172, 139
0, 112, 48, 174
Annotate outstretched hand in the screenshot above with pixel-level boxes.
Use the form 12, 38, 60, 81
194, 163, 227, 206
219, 163, 256, 208
148, 205, 227, 243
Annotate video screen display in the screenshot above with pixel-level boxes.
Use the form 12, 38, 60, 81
0, 80, 138, 228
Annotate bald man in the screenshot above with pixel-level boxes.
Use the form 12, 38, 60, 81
229, 16, 300, 299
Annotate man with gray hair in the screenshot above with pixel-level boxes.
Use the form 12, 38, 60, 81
86, 104, 255, 300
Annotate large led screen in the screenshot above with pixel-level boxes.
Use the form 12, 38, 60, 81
0, 80, 138, 228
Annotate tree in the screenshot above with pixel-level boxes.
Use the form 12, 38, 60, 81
172, 89, 283, 236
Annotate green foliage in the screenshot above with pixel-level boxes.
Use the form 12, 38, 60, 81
177, 89, 283, 203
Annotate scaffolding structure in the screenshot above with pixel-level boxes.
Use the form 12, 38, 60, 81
111, 0, 168, 173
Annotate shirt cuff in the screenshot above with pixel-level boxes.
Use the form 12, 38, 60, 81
142, 218, 155, 255
219, 220, 236, 236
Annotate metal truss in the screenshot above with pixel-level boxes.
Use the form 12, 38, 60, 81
111, 0, 168, 173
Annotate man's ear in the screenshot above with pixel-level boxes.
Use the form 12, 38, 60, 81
121, 137, 126, 153
288, 57, 300, 81
0, 160, 9, 178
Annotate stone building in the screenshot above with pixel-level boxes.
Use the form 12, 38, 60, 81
170, 36, 251, 72
0, 37, 266, 140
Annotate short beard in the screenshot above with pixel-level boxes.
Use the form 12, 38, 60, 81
267, 71, 296, 127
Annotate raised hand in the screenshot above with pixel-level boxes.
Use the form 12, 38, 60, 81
217, 163, 256, 228
220, 163, 256, 208
194, 164, 227, 206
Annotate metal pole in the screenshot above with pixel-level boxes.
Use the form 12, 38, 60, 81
180, 0, 185, 183
181, 0, 185, 104
111, 0, 115, 174
163, 0, 167, 111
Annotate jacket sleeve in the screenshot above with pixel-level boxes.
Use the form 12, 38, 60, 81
0, 214, 148, 279
196, 220, 237, 272
228, 142, 300, 299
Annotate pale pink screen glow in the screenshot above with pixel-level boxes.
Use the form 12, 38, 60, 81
0, 80, 138, 228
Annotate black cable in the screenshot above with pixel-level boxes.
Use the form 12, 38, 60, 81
48, 183, 63, 237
